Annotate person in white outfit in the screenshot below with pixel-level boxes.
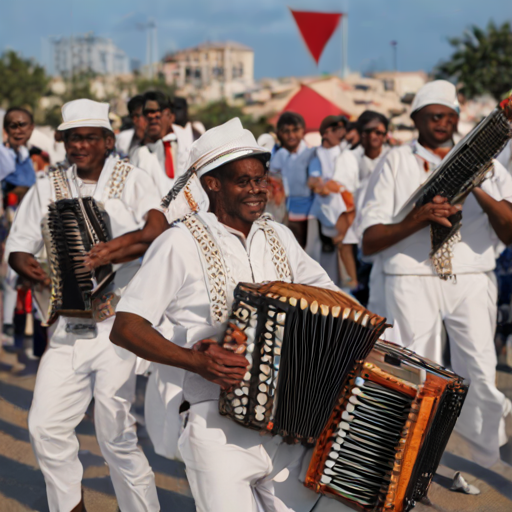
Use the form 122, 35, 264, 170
361, 80, 512, 468
110, 118, 340, 512
6, 99, 161, 512
116, 95, 147, 159
131, 91, 192, 196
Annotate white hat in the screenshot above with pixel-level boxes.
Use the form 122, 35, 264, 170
411, 80, 460, 117
58, 99, 113, 132
187, 117, 270, 178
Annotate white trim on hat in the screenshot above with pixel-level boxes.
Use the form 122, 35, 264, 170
196, 148, 269, 178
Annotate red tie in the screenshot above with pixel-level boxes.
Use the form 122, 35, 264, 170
163, 140, 175, 179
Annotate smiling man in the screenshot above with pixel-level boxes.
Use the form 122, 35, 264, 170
6, 99, 160, 512
360, 80, 512, 469
110, 118, 338, 512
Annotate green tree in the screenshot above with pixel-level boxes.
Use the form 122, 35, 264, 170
135, 72, 176, 98
435, 21, 512, 100
0, 50, 49, 110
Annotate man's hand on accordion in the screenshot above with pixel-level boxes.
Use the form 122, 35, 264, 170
8, 252, 50, 287
363, 195, 462, 255
192, 339, 249, 390
85, 241, 113, 269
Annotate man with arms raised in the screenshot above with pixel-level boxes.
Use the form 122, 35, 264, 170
111, 118, 338, 511
6, 99, 160, 512
361, 80, 512, 468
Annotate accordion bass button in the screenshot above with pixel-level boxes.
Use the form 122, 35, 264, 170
259, 383, 268, 392
265, 320, 274, 331
277, 313, 286, 325
234, 388, 244, 396
242, 386, 249, 394
257, 393, 268, 405
260, 364, 271, 375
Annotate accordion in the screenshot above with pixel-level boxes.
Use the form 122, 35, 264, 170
45, 196, 114, 324
219, 282, 388, 444
305, 339, 468, 511
400, 95, 512, 277
219, 282, 468, 511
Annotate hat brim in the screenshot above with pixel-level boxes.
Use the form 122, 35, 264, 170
196, 147, 270, 178
57, 119, 113, 132
411, 101, 460, 118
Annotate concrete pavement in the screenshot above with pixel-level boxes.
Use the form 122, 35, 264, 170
0, 347, 511, 511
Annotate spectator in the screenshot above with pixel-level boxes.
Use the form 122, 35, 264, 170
116, 95, 147, 158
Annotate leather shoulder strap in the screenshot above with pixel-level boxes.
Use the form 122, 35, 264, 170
105, 158, 134, 200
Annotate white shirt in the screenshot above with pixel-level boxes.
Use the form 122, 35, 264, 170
131, 125, 192, 197
359, 141, 512, 275
116, 128, 135, 157
116, 210, 338, 404
333, 148, 362, 194
6, 156, 161, 336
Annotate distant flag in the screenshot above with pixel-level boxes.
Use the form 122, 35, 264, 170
289, 8, 343, 65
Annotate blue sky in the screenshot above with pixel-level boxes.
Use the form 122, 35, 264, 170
1, 0, 511, 78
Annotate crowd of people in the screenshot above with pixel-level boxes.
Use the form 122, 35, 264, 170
0, 78, 511, 512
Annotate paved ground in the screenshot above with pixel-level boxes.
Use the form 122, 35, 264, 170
0, 345, 511, 512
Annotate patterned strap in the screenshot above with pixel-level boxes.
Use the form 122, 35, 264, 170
256, 214, 293, 281
180, 213, 292, 324
48, 162, 71, 201
105, 158, 134, 199
181, 214, 229, 325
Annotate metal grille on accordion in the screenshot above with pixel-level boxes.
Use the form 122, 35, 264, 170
219, 282, 388, 445
305, 340, 468, 511
46, 197, 114, 324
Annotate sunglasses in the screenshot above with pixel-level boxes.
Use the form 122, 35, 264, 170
364, 128, 387, 137
425, 113, 458, 122
7, 121, 31, 130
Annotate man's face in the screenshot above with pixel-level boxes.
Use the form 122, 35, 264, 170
277, 124, 304, 153
206, 158, 269, 226
361, 122, 387, 152
64, 127, 113, 172
131, 106, 148, 140
323, 124, 346, 148
413, 104, 458, 147
5, 111, 34, 149
345, 128, 360, 147
144, 100, 175, 141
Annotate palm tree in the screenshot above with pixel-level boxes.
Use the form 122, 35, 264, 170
435, 21, 512, 100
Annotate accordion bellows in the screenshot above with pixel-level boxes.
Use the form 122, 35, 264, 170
305, 340, 468, 511
219, 282, 388, 444
46, 197, 113, 324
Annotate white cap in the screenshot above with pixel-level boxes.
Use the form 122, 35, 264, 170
58, 99, 113, 132
187, 118, 270, 178
411, 80, 460, 117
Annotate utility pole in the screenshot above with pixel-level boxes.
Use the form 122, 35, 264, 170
391, 40, 398, 72
341, 13, 348, 78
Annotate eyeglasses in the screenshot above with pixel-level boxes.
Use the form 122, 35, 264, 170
364, 128, 387, 137
236, 176, 269, 189
7, 121, 31, 130
66, 134, 103, 145
278, 126, 302, 136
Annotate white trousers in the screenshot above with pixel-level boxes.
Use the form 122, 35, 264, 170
385, 272, 507, 468
28, 319, 159, 512
178, 400, 304, 512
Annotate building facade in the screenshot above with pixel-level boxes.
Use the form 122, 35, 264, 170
162, 41, 254, 103
51, 33, 130, 76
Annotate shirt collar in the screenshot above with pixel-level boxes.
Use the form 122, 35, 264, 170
412, 140, 444, 166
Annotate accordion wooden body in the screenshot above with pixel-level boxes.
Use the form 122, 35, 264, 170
305, 340, 468, 511
219, 282, 388, 444
219, 282, 468, 511
45, 197, 114, 324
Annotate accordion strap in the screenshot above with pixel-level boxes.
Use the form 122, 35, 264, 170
179, 213, 293, 324
181, 214, 229, 324
48, 162, 72, 201
105, 158, 134, 200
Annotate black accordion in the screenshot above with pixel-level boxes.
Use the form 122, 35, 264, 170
219, 282, 388, 444
400, 96, 512, 260
219, 282, 468, 511
45, 197, 114, 324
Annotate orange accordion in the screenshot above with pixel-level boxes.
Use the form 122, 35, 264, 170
219, 282, 468, 511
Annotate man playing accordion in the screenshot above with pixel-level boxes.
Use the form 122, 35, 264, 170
110, 118, 344, 511
361, 80, 512, 469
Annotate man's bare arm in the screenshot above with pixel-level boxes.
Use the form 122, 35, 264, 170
362, 196, 462, 256
110, 312, 249, 389
86, 209, 169, 268
472, 188, 512, 245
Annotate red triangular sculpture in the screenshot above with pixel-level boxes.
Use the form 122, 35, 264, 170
290, 9, 343, 64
